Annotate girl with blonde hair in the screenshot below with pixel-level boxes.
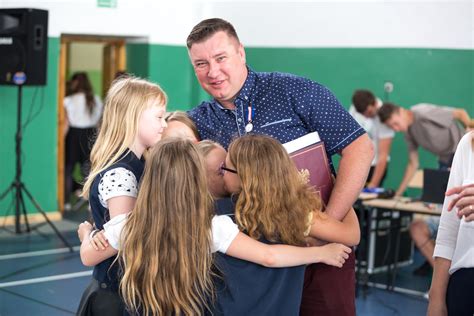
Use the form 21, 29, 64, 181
162, 110, 200, 142
215, 134, 360, 315
76, 76, 167, 315
196, 140, 229, 199
225, 134, 360, 246
78, 138, 351, 315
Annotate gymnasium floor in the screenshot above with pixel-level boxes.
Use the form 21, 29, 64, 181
0, 210, 429, 316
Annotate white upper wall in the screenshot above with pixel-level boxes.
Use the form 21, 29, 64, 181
207, 1, 473, 49
1, 0, 472, 49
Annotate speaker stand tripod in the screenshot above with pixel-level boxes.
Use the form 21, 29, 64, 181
0, 84, 73, 252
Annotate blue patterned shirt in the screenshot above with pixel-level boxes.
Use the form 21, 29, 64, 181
188, 68, 365, 159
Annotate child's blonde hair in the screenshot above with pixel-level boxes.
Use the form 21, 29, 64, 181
196, 139, 223, 158
119, 138, 214, 316
82, 77, 167, 198
165, 111, 200, 140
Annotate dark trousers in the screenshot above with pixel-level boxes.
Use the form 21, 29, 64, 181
65, 127, 95, 202
77, 278, 124, 316
446, 268, 474, 316
300, 251, 356, 316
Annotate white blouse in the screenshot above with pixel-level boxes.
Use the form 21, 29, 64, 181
433, 132, 474, 274
64, 92, 103, 128
103, 213, 239, 254
98, 167, 139, 208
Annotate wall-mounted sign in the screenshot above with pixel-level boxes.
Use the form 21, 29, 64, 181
97, 0, 117, 8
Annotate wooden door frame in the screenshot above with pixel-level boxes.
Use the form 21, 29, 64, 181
57, 35, 126, 211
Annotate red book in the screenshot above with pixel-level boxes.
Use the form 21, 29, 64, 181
283, 132, 334, 205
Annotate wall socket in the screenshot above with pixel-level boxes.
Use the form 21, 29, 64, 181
384, 81, 394, 93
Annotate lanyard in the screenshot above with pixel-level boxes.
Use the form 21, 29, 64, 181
245, 104, 254, 133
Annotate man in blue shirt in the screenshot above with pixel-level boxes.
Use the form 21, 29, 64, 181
187, 18, 373, 316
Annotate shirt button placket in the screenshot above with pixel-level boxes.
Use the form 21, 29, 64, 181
233, 100, 245, 136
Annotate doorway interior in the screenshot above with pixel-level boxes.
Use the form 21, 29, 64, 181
57, 35, 127, 211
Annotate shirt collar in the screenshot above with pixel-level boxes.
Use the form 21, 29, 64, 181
235, 66, 256, 103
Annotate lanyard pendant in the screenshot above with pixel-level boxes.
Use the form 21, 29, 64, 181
245, 122, 253, 133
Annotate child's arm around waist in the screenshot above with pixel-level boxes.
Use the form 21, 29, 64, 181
214, 215, 352, 268
78, 195, 135, 266
307, 207, 360, 246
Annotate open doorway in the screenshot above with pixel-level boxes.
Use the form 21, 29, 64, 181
57, 35, 126, 212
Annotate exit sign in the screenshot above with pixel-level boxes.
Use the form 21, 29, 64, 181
97, 0, 117, 8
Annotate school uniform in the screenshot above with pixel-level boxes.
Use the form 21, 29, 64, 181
213, 198, 306, 315
77, 151, 144, 316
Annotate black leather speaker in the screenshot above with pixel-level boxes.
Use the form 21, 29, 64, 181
0, 8, 48, 85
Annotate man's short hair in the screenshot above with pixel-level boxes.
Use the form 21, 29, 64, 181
352, 89, 376, 114
378, 102, 400, 123
186, 18, 240, 49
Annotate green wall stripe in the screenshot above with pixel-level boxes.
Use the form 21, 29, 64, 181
1, 42, 472, 216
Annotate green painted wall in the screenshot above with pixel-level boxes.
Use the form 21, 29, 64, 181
148, 45, 210, 110
128, 44, 210, 111
244, 48, 473, 192
1, 42, 472, 217
127, 43, 149, 79
0, 37, 60, 216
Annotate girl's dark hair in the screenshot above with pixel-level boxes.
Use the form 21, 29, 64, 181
70, 72, 96, 116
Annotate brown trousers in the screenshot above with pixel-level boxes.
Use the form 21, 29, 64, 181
300, 251, 356, 316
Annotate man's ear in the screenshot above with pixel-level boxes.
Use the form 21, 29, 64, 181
238, 43, 246, 63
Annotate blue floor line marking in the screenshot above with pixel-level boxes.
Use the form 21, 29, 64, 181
0, 270, 92, 288
0, 246, 81, 260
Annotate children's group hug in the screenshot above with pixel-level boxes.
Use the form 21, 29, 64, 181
75, 17, 381, 316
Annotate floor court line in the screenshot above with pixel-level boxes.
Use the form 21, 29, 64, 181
0, 270, 92, 288
367, 282, 426, 298
0, 246, 81, 261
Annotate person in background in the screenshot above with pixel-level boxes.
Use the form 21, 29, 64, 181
64, 72, 103, 210
186, 18, 373, 315
349, 89, 394, 188
428, 131, 474, 316
378, 102, 472, 275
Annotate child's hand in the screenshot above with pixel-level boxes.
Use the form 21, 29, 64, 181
90, 230, 109, 251
318, 243, 351, 268
78, 221, 93, 242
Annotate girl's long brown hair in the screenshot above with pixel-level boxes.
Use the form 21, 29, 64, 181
69, 72, 96, 116
228, 134, 322, 246
119, 138, 215, 316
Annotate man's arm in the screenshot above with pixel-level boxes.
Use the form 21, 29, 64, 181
452, 109, 474, 128
367, 137, 393, 188
325, 134, 373, 220
396, 149, 419, 196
